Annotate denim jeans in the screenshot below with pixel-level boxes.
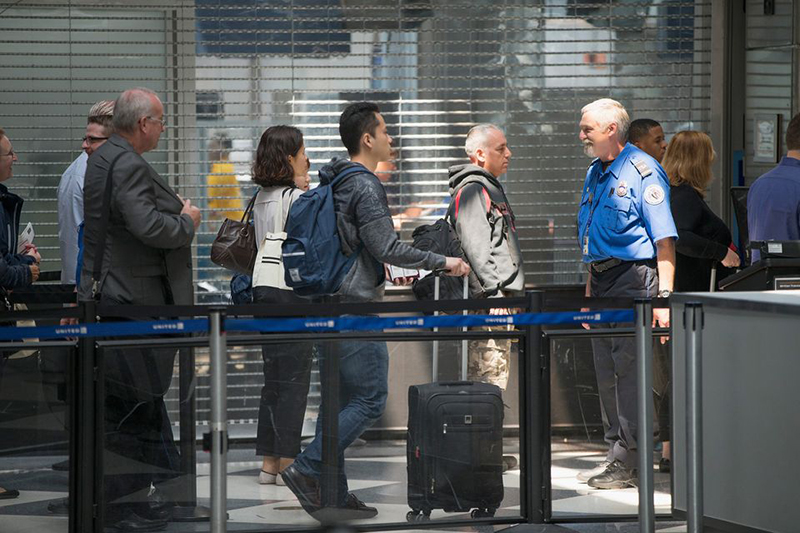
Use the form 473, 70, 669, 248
292, 338, 389, 505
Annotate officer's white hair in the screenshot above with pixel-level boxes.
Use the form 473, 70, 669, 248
581, 98, 630, 142
465, 124, 502, 158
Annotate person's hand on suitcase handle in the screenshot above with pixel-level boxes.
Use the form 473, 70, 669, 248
443, 256, 470, 277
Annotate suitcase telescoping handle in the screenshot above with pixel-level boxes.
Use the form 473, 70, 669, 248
429, 273, 470, 382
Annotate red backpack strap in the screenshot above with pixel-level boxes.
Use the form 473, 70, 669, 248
453, 184, 490, 222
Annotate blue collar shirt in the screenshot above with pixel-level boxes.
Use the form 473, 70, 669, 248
577, 143, 677, 263
748, 156, 800, 262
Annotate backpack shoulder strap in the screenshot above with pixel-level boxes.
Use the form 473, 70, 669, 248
449, 182, 491, 225
330, 165, 374, 187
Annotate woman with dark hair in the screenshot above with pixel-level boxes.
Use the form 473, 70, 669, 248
251, 125, 313, 485
657, 130, 739, 472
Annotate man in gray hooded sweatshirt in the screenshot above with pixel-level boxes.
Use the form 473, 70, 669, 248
448, 124, 525, 390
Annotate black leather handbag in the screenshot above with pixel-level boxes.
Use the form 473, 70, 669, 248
210, 194, 257, 275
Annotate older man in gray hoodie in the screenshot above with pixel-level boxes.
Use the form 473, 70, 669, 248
448, 124, 525, 390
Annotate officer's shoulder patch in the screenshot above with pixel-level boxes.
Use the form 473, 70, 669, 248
631, 157, 653, 178
644, 184, 665, 205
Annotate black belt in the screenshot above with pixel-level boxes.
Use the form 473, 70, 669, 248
589, 257, 623, 273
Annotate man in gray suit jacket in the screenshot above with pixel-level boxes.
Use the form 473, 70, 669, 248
78, 87, 201, 531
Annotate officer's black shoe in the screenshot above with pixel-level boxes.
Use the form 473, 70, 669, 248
587, 460, 637, 489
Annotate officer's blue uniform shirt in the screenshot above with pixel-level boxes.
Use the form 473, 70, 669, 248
747, 156, 800, 262
577, 143, 677, 263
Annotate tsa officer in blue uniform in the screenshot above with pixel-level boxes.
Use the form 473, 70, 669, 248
575, 99, 677, 489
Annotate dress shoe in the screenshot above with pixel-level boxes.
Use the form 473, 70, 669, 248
48, 497, 69, 515
333, 492, 378, 520
587, 460, 637, 489
0, 488, 19, 500
576, 460, 610, 483
52, 459, 70, 472
280, 464, 322, 516
276, 472, 286, 486
659, 457, 671, 473
105, 511, 167, 532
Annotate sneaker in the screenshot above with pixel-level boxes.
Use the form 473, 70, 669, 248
576, 460, 611, 483
587, 460, 638, 489
258, 470, 277, 485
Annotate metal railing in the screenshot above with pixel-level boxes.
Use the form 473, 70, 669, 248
0, 291, 701, 533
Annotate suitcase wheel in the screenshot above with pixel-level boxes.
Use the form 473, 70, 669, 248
470, 508, 496, 519
406, 510, 431, 523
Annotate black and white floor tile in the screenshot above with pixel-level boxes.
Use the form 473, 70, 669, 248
0, 442, 679, 533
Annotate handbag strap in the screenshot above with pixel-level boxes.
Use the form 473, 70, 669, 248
279, 187, 297, 232
90, 151, 127, 299
242, 192, 257, 224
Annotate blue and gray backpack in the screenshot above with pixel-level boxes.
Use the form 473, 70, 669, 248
281, 165, 366, 297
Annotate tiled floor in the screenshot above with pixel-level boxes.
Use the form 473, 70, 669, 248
0, 440, 677, 533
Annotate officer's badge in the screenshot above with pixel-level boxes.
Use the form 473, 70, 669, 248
644, 184, 665, 205
617, 181, 627, 197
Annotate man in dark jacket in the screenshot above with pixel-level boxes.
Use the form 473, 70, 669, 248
77, 88, 201, 531
281, 102, 470, 522
448, 124, 524, 390
0, 127, 41, 289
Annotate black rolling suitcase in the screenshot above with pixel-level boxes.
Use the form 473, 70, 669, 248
406, 381, 504, 522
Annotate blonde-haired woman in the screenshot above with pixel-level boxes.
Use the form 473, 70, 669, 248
656, 131, 739, 473
663, 130, 740, 292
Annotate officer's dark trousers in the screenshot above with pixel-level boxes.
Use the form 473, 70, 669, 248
590, 259, 657, 469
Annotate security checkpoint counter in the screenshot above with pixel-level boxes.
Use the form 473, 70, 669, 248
671, 291, 800, 533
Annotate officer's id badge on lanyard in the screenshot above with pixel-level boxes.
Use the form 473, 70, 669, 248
583, 173, 604, 256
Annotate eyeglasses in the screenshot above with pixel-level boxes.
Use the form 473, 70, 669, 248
145, 116, 167, 128
0, 149, 15, 158
82, 136, 109, 144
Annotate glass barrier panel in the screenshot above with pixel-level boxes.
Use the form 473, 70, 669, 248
548, 332, 672, 519
0, 341, 75, 532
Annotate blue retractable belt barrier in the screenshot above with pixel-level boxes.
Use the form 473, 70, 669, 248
0, 309, 634, 341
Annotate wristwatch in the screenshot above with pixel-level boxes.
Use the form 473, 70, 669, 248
657, 289, 672, 298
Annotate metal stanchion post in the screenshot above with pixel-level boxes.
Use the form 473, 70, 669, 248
70, 301, 97, 533
209, 309, 228, 533
320, 339, 340, 511
685, 303, 704, 533
635, 299, 654, 533
522, 290, 545, 523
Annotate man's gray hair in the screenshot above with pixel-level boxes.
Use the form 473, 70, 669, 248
465, 124, 502, 158
113, 87, 159, 134
581, 98, 630, 142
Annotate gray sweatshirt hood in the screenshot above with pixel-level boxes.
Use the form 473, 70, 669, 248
448, 164, 503, 195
